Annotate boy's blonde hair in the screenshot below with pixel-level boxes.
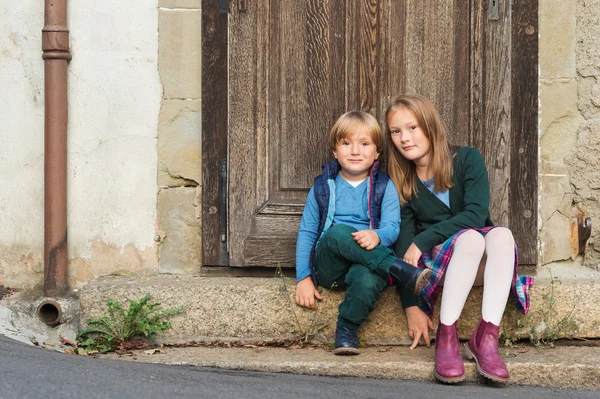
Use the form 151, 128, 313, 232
328, 111, 383, 154
385, 94, 454, 204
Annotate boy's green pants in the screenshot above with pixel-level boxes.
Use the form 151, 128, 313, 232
314, 224, 397, 330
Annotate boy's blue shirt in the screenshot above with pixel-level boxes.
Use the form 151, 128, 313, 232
295, 172, 400, 282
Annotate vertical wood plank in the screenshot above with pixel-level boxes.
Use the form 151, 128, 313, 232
510, 0, 538, 264
403, 1, 469, 146
201, 0, 228, 265
358, 0, 379, 114
278, 0, 345, 191
377, 0, 405, 125
452, 0, 470, 146
228, 1, 259, 265
471, 0, 512, 228
254, 0, 269, 210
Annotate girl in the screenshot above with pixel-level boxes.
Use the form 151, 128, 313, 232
385, 94, 533, 384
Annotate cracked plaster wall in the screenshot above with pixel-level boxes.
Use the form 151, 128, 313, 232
0, 1, 161, 290
539, 0, 600, 269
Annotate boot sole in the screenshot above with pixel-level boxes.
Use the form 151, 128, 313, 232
333, 347, 360, 356
414, 268, 432, 295
434, 370, 465, 384
464, 343, 509, 384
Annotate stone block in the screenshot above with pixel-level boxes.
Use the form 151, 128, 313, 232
539, 0, 576, 79
160, 0, 201, 8
539, 160, 574, 222
157, 187, 202, 274
566, 123, 600, 268
578, 76, 600, 119
158, 99, 202, 186
577, 0, 600, 78
159, 9, 202, 99
80, 270, 600, 346
540, 81, 582, 162
540, 212, 573, 264
540, 80, 579, 133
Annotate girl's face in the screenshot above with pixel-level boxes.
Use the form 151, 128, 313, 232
333, 125, 380, 182
388, 107, 431, 167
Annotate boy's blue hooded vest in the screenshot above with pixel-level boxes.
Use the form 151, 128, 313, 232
308, 160, 390, 285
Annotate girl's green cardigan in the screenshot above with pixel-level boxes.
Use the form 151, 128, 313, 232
395, 146, 494, 308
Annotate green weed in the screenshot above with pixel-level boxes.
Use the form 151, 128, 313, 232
77, 294, 183, 353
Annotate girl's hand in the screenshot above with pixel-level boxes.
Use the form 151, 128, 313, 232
405, 306, 434, 349
351, 230, 381, 250
295, 277, 323, 309
403, 242, 422, 266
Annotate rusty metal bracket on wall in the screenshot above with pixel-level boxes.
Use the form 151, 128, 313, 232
578, 216, 592, 255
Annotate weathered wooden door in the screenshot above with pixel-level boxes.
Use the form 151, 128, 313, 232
202, 0, 538, 267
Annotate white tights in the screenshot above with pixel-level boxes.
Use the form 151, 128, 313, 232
439, 228, 515, 326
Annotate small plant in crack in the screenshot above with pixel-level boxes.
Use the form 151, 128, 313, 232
275, 263, 331, 344
77, 294, 183, 353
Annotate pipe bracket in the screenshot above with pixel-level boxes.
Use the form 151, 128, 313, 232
42, 30, 71, 60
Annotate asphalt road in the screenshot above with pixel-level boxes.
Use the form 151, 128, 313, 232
0, 335, 597, 399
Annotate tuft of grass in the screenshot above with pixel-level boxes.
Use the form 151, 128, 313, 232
77, 294, 183, 353
528, 270, 577, 347
275, 263, 331, 344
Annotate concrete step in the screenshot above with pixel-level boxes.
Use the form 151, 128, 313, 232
80, 263, 600, 345
99, 344, 600, 389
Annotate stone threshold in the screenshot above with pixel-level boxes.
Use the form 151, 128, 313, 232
80, 262, 600, 346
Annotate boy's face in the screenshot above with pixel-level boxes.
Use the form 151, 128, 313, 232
333, 125, 380, 182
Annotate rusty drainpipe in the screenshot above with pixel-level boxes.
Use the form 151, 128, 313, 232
40, 0, 71, 320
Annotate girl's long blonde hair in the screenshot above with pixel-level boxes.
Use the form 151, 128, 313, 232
385, 94, 454, 204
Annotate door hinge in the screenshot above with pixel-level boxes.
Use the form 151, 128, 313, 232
219, 159, 229, 265
220, 0, 247, 13
220, 0, 228, 14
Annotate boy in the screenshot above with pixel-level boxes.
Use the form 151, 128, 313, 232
295, 111, 431, 355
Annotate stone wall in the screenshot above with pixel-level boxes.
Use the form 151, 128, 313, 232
567, 0, 600, 269
0, 1, 162, 290
539, 0, 600, 269
156, 0, 203, 274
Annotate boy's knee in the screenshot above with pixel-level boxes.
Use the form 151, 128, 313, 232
320, 224, 357, 246
327, 224, 357, 236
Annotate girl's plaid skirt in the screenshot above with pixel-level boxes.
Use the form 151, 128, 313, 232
417, 226, 534, 316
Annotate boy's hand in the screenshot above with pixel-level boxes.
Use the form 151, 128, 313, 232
405, 306, 434, 349
351, 230, 380, 250
403, 242, 422, 266
295, 277, 323, 309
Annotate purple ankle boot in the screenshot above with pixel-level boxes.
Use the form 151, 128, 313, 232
434, 322, 465, 383
464, 319, 510, 383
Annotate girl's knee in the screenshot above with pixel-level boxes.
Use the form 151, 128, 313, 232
455, 230, 485, 257
485, 227, 515, 251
